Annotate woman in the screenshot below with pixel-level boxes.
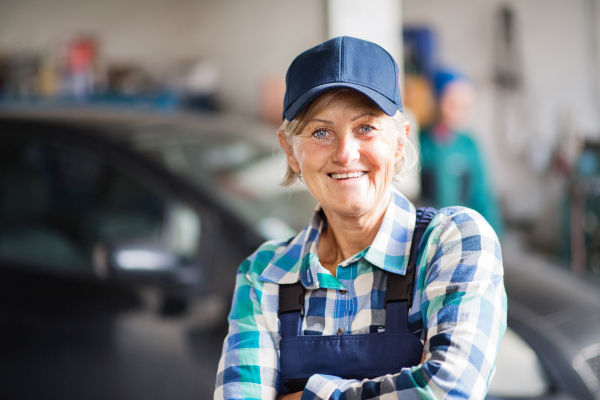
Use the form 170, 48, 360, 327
215, 37, 506, 400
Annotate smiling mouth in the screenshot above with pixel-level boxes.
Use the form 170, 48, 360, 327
328, 171, 367, 180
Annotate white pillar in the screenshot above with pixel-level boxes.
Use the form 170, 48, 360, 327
327, 0, 404, 93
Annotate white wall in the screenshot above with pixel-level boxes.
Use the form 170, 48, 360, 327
0, 0, 327, 116
404, 0, 600, 227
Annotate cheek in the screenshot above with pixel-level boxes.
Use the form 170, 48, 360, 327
295, 140, 332, 163
365, 141, 398, 185
294, 141, 327, 173
372, 136, 398, 167
292, 136, 315, 159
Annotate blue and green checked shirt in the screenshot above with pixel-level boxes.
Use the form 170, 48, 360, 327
215, 187, 507, 400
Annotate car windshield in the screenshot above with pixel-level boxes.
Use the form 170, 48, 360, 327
127, 124, 317, 240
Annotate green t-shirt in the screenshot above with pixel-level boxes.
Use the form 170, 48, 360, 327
420, 128, 503, 235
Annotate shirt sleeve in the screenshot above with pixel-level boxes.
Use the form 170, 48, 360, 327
301, 208, 508, 400
214, 257, 280, 400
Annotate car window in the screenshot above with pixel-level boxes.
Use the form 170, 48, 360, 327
131, 130, 317, 239
487, 327, 551, 397
0, 135, 166, 274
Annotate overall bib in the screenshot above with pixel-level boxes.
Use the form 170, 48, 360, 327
278, 207, 437, 394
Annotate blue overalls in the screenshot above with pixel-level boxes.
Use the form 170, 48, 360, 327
277, 207, 437, 394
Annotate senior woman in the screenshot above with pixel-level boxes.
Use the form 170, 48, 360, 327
215, 37, 506, 400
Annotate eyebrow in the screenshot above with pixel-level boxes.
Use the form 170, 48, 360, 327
308, 118, 334, 124
308, 112, 379, 125
351, 112, 378, 121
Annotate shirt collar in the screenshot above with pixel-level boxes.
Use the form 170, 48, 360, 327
258, 186, 416, 289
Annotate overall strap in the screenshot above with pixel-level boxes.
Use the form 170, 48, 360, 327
278, 206, 437, 338
384, 207, 437, 332
279, 281, 305, 338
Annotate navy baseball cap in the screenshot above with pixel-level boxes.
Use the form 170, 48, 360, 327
283, 36, 403, 121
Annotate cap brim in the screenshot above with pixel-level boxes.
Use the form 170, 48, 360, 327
283, 82, 402, 121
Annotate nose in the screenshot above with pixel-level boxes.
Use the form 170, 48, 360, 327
333, 135, 360, 165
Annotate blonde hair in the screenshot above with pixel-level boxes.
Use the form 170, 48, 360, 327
279, 88, 419, 186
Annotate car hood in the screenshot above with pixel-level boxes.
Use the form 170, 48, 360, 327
502, 232, 600, 394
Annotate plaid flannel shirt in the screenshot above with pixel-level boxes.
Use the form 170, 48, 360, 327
215, 187, 507, 400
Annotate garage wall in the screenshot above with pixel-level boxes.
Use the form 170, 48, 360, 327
404, 0, 600, 226
3, 0, 598, 229
0, 0, 328, 116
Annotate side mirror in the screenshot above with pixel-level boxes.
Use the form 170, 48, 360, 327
93, 242, 201, 288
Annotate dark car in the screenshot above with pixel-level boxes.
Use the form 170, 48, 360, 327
0, 109, 317, 400
0, 109, 598, 400
488, 235, 600, 400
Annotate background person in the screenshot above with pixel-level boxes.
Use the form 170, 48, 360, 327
420, 69, 504, 235
215, 37, 506, 400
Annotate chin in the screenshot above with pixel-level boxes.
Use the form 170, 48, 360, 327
311, 183, 389, 217
323, 195, 375, 216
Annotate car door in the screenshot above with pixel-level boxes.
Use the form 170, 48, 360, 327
0, 119, 238, 400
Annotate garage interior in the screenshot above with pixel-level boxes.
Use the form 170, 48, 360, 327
1, 1, 600, 399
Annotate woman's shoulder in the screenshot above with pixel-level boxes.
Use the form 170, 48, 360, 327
421, 206, 503, 280
430, 206, 500, 246
239, 236, 296, 276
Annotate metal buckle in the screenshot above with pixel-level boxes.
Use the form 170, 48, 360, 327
384, 262, 415, 309
278, 282, 305, 317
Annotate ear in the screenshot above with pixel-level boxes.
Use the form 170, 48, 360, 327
395, 121, 410, 164
278, 130, 301, 174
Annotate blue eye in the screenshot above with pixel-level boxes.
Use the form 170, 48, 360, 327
313, 129, 328, 140
359, 125, 374, 133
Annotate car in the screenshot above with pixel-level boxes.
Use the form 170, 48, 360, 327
488, 234, 600, 400
0, 109, 598, 400
0, 109, 317, 400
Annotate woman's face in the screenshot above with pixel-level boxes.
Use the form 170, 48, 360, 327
280, 92, 404, 218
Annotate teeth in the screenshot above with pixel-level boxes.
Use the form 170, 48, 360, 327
331, 171, 365, 180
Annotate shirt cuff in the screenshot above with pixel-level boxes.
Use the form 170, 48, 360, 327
301, 374, 353, 400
